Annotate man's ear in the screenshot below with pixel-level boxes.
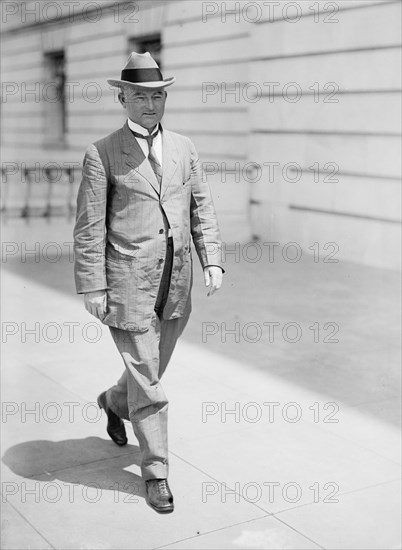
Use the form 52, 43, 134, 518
118, 90, 126, 107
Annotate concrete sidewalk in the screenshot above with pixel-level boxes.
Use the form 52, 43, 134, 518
1, 219, 401, 549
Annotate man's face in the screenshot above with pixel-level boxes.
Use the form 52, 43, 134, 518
119, 86, 167, 130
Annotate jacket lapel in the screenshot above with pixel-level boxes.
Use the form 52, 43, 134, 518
120, 121, 160, 196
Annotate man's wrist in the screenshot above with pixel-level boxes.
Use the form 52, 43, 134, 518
205, 264, 225, 273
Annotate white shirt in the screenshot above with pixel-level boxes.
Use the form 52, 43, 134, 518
127, 118, 163, 166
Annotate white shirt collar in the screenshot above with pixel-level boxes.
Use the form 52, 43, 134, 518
127, 118, 159, 136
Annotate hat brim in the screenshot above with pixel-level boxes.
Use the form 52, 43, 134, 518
107, 77, 175, 89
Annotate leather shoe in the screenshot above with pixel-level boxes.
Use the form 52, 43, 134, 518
97, 391, 127, 446
145, 479, 174, 513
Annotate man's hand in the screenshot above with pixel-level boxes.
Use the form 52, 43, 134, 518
204, 266, 223, 296
84, 290, 107, 320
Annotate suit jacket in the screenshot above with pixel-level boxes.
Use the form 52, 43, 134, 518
73, 122, 223, 332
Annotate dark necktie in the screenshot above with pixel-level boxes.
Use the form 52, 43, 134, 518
130, 126, 162, 187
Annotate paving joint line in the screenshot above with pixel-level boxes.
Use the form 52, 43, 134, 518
169, 450, 325, 549
155, 514, 273, 550
3, 499, 57, 550
272, 476, 402, 516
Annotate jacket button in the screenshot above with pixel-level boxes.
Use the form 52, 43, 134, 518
159, 258, 164, 263
159, 229, 164, 234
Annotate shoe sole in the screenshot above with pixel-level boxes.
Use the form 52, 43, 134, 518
147, 500, 174, 514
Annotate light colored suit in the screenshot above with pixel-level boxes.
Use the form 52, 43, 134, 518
73, 121, 223, 479
74, 121, 223, 332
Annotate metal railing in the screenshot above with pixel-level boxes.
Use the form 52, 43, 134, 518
1, 165, 82, 220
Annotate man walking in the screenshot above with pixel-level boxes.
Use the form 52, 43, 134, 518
73, 52, 224, 513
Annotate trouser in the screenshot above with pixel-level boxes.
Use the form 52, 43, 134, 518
105, 238, 190, 480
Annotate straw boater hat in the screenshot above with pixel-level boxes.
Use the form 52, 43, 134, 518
107, 51, 175, 89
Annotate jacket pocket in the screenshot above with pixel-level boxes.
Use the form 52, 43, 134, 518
105, 243, 138, 264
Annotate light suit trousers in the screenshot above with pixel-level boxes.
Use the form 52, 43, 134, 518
105, 238, 190, 480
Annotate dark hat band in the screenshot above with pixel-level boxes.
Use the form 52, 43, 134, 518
121, 68, 163, 83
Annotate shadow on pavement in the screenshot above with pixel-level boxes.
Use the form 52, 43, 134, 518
2, 437, 145, 501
